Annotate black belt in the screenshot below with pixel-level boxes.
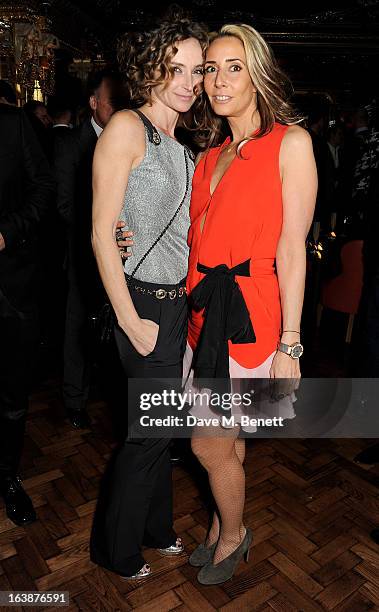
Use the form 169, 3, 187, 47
128, 282, 186, 300
190, 260, 256, 390
125, 275, 187, 300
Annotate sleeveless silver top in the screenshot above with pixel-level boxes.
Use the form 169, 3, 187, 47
121, 120, 193, 284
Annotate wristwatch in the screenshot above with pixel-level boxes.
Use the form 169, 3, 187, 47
278, 341, 304, 359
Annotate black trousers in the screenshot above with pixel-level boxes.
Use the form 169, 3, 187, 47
62, 271, 91, 414
0, 290, 39, 480
90, 277, 187, 576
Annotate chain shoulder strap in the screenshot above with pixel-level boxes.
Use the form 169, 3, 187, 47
128, 147, 191, 281
133, 109, 162, 145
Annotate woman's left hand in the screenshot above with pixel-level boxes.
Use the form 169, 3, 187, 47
269, 350, 300, 379
115, 220, 134, 259
269, 351, 301, 400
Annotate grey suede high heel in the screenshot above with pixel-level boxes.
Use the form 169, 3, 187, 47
197, 528, 253, 585
188, 541, 217, 567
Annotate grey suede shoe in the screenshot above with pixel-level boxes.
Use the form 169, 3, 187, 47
197, 528, 253, 585
188, 541, 217, 567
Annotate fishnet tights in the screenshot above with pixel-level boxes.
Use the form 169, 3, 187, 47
191, 428, 246, 564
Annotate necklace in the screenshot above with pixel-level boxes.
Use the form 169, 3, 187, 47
224, 126, 260, 155
225, 142, 236, 154
223, 138, 247, 155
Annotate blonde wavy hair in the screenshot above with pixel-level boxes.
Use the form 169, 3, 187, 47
195, 24, 303, 151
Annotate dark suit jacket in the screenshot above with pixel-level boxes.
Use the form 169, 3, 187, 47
309, 130, 329, 222
51, 125, 72, 148
324, 144, 346, 219
0, 104, 55, 311
52, 125, 72, 133
53, 118, 102, 307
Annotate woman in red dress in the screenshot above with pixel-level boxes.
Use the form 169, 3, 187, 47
184, 24, 317, 584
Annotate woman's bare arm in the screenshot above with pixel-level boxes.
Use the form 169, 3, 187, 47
92, 111, 158, 356
272, 125, 317, 376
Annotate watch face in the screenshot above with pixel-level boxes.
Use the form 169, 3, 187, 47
291, 343, 304, 359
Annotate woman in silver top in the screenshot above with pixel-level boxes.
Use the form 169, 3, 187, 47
90, 15, 207, 579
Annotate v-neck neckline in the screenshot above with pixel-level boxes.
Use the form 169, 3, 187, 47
209, 127, 261, 196
209, 137, 234, 198
198, 138, 234, 237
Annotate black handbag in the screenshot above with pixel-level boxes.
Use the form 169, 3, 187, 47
91, 301, 115, 345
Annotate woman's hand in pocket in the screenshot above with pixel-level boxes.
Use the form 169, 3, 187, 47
126, 318, 159, 356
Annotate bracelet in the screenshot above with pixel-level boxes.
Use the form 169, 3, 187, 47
282, 330, 300, 334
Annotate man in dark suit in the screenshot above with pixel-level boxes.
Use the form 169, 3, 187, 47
50, 101, 73, 134
23, 100, 53, 159
0, 100, 54, 525
349, 162, 379, 545
54, 69, 125, 428
324, 123, 345, 227
307, 107, 329, 225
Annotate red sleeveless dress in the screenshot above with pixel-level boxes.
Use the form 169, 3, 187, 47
186, 123, 289, 369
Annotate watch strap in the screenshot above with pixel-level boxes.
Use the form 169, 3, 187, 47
278, 341, 303, 359
278, 342, 292, 355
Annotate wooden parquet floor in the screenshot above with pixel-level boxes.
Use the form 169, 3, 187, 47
1, 378, 379, 611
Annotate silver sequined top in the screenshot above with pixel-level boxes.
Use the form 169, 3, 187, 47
121, 123, 193, 284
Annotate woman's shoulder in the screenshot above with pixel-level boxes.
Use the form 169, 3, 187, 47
96, 110, 145, 156
279, 124, 315, 169
281, 123, 312, 146
103, 109, 144, 136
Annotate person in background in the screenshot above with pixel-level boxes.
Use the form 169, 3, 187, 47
342, 107, 375, 229
351, 159, 379, 543
324, 122, 345, 227
307, 106, 328, 225
49, 98, 73, 132
23, 100, 53, 158
0, 79, 17, 105
38, 98, 74, 357
23, 99, 52, 128
53, 69, 128, 428
0, 91, 55, 526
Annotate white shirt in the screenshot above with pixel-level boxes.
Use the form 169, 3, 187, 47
53, 123, 72, 129
91, 117, 103, 138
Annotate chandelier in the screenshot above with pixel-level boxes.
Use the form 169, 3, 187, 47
0, 2, 59, 100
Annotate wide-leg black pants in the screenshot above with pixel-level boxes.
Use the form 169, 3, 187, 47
90, 278, 187, 576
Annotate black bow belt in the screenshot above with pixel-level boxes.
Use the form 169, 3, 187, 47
190, 259, 256, 390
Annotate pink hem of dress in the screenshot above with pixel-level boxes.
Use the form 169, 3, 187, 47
183, 342, 296, 433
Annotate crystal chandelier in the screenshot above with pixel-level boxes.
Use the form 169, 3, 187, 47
0, 2, 59, 100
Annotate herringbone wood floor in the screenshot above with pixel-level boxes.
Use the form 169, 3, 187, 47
1, 378, 379, 611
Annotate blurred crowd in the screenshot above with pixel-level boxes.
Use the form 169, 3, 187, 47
306, 101, 379, 239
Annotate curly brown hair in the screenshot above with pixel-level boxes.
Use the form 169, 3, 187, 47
117, 13, 208, 109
